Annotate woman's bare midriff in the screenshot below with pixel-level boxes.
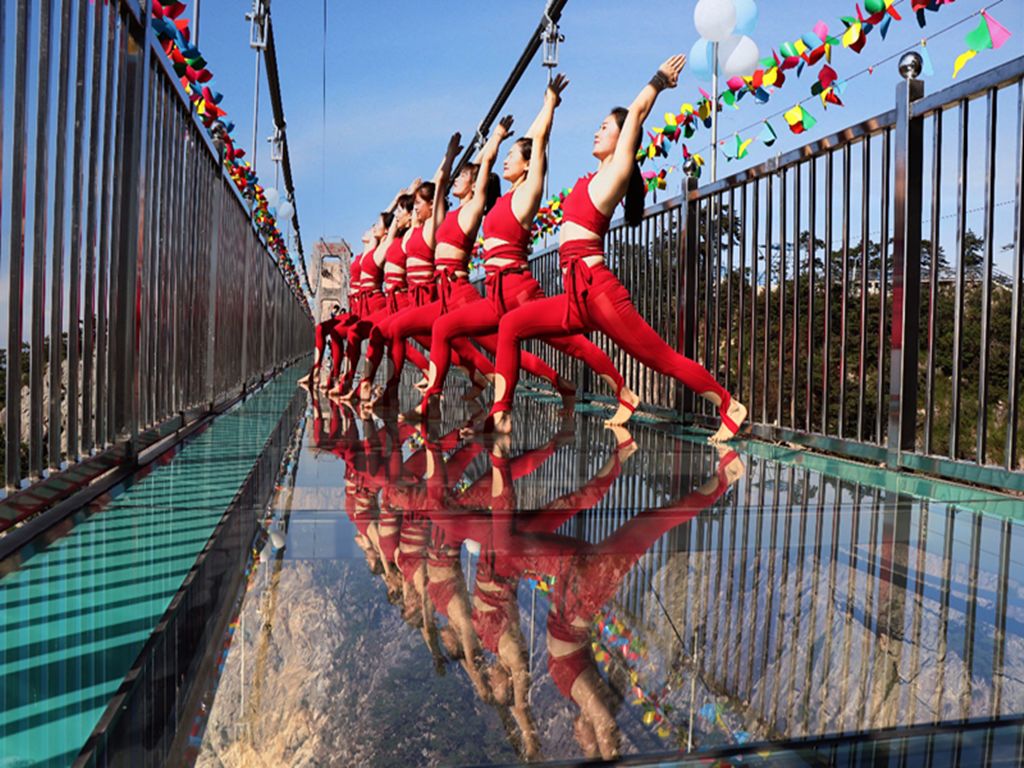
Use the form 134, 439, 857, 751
434, 243, 470, 279
559, 222, 606, 269
483, 237, 528, 271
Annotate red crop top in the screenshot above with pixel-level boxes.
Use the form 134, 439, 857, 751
384, 238, 408, 290
482, 190, 532, 260
435, 208, 475, 256
405, 226, 435, 285
350, 252, 365, 293
361, 247, 384, 291
561, 173, 612, 239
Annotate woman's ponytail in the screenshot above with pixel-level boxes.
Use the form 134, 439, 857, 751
612, 106, 646, 227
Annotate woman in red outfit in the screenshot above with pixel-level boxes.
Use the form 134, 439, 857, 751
356, 190, 436, 399
332, 207, 400, 398
420, 76, 638, 422
488, 56, 747, 442
297, 302, 353, 389
377, 138, 499, 402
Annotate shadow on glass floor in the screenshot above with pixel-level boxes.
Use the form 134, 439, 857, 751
183, 391, 1024, 767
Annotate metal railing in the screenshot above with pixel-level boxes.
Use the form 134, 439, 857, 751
1, 1, 312, 524
476, 56, 1024, 491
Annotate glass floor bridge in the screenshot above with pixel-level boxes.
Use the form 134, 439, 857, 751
3, 369, 1020, 766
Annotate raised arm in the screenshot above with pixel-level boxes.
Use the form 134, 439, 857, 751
375, 211, 401, 264
590, 55, 686, 210
461, 115, 514, 223
428, 133, 464, 246
511, 75, 569, 225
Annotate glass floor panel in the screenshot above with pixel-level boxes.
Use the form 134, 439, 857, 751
0, 368, 304, 768
182, 390, 1024, 767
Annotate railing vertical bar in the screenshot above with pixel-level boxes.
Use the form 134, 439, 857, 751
4, 0, 31, 489
703, 199, 713, 418
725, 188, 734, 395
713, 193, 722, 397
762, 175, 772, 425
67, 0, 89, 463
1009, 80, 1024, 470
857, 137, 871, 441
977, 88, 997, 464
95, 4, 118, 449
806, 158, 816, 432
777, 168, 787, 426
791, 164, 801, 430
680, 178, 698, 420
646, 212, 655, 402
737, 184, 746, 405
29, 0, 54, 478
950, 99, 969, 459
839, 143, 851, 439
877, 129, 892, 445
750, 180, 759, 419
82, 0, 103, 455
48, 0, 74, 470
823, 151, 833, 435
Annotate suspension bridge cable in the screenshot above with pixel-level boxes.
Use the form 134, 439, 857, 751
449, 0, 570, 186
264, 19, 313, 297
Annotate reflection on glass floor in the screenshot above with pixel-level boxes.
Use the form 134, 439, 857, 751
188, 391, 1024, 767
0, 370, 304, 768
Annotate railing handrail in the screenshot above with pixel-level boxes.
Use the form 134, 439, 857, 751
912, 52, 1024, 118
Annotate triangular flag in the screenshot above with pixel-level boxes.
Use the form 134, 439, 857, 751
758, 121, 777, 147
982, 11, 1011, 50
920, 42, 935, 77
964, 16, 994, 52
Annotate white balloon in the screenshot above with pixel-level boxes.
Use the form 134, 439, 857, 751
733, 0, 758, 36
694, 0, 736, 43
719, 34, 760, 79
264, 187, 280, 209
270, 530, 286, 549
688, 38, 715, 82
277, 201, 295, 221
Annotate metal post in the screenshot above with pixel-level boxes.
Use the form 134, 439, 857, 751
111, 10, 151, 453
679, 175, 700, 420
710, 42, 719, 183
887, 64, 925, 464
6, 0, 32, 489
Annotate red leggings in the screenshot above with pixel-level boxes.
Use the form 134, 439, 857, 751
424, 268, 625, 400
362, 291, 431, 385
313, 315, 353, 385
490, 260, 727, 415
340, 293, 387, 392
382, 278, 497, 389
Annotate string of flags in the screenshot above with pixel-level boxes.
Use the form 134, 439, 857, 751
636, 2, 1010, 176
150, 0, 310, 306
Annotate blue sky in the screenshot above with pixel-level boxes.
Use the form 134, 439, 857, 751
199, 0, 1023, 258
